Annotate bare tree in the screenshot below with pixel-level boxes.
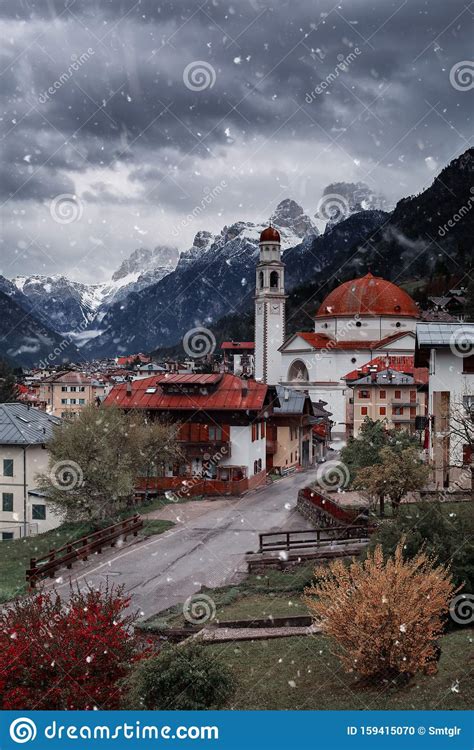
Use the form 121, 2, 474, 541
448, 396, 474, 500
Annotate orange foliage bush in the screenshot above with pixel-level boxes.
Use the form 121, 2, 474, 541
304, 541, 457, 681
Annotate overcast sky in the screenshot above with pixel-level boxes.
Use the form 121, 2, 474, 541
0, 0, 472, 283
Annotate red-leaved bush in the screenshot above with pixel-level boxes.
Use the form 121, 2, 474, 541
0, 585, 148, 710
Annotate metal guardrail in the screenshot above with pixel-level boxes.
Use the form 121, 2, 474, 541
26, 514, 143, 588
258, 525, 371, 553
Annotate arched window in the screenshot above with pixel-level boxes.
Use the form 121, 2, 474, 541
259, 271, 264, 288
288, 360, 309, 381
270, 270, 279, 288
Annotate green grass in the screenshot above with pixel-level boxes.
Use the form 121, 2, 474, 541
0, 509, 174, 603
0, 521, 99, 602
139, 564, 316, 631
209, 629, 473, 710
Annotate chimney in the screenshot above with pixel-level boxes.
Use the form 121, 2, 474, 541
284, 387, 290, 401
126, 380, 132, 396
241, 378, 248, 398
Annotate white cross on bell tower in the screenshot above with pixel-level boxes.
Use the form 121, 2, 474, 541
254, 225, 287, 384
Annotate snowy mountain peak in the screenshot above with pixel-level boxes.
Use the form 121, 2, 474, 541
112, 245, 179, 282
192, 230, 214, 250
270, 199, 319, 238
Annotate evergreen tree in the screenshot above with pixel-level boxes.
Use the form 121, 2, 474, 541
0, 360, 19, 403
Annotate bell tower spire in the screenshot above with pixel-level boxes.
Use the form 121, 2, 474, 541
254, 226, 287, 384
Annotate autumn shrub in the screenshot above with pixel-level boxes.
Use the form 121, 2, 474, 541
0, 585, 147, 710
124, 642, 234, 710
304, 541, 457, 682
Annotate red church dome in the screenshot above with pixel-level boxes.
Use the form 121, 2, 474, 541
315, 273, 419, 319
260, 226, 280, 243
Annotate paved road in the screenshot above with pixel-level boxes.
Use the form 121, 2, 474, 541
50, 468, 318, 619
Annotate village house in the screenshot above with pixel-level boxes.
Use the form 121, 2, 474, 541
104, 372, 279, 497
426, 289, 467, 322
116, 353, 151, 367
343, 355, 428, 438
311, 399, 333, 460
265, 386, 329, 474
133, 362, 167, 380
415, 322, 474, 489
221, 341, 255, 377
0, 404, 62, 539
38, 371, 110, 417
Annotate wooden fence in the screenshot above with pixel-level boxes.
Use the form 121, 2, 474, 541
258, 525, 371, 553
26, 514, 143, 588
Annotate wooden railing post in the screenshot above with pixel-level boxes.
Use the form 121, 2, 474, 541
29, 557, 37, 589
48, 550, 56, 578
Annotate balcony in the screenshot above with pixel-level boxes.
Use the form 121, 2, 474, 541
178, 440, 231, 458
266, 439, 277, 454
391, 415, 416, 423
391, 400, 418, 407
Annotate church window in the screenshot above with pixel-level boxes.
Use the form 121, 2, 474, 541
288, 360, 309, 381
356, 321, 362, 327
270, 271, 279, 288
351, 357, 357, 363
259, 271, 264, 288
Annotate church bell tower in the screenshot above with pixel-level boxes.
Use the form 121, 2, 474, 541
254, 226, 287, 384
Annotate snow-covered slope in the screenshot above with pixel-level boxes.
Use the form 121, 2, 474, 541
80, 199, 323, 358
12, 245, 179, 334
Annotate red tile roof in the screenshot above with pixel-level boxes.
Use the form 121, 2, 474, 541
42, 371, 93, 384
117, 354, 150, 365
343, 355, 428, 384
292, 331, 412, 350
315, 273, 419, 319
104, 373, 268, 412
221, 341, 255, 350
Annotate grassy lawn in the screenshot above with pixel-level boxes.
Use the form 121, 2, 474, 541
140, 564, 317, 630
0, 505, 174, 603
209, 629, 473, 710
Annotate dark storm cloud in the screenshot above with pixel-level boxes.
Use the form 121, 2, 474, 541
0, 0, 472, 278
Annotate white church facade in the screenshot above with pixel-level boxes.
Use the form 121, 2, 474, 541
254, 225, 420, 437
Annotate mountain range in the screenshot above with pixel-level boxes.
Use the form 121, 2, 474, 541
1, 153, 472, 367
